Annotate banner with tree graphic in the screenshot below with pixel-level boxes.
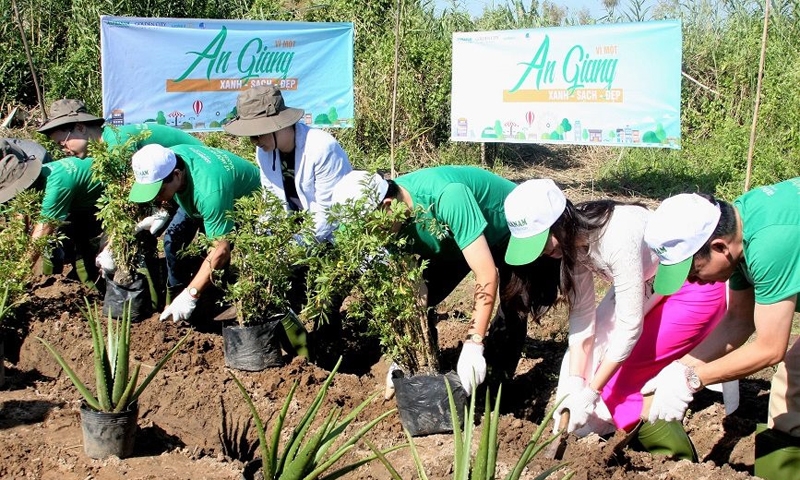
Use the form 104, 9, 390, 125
451, 20, 682, 149
101, 17, 353, 132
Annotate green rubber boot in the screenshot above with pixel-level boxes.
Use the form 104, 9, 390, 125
280, 310, 310, 359
755, 424, 800, 480
636, 419, 698, 462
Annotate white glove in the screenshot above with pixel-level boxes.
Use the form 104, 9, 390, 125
457, 342, 486, 396
561, 386, 600, 433
135, 209, 171, 235
159, 289, 197, 322
555, 375, 586, 414
95, 246, 116, 278
640, 361, 694, 423
384, 362, 402, 400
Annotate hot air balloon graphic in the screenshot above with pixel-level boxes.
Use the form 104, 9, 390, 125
525, 111, 535, 127
192, 100, 203, 116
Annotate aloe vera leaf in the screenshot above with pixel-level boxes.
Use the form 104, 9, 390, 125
531, 463, 574, 480
231, 373, 273, 479
84, 300, 112, 411
283, 360, 340, 468
36, 337, 101, 411
279, 409, 337, 480
445, 378, 468, 480
113, 363, 140, 413
473, 391, 493, 480
315, 391, 380, 461
404, 428, 430, 480
350, 439, 403, 480
272, 381, 299, 478
111, 308, 131, 407
306, 408, 396, 477
486, 385, 503, 480
129, 331, 190, 404
319, 443, 406, 480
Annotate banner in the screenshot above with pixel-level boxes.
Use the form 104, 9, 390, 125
100, 16, 354, 132
451, 20, 682, 148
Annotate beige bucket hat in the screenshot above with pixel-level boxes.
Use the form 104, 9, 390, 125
0, 138, 47, 203
37, 99, 104, 134
223, 85, 304, 137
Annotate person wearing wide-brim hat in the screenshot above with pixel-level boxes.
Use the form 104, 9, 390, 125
642, 183, 800, 480
224, 85, 352, 242
37, 98, 203, 160
0, 137, 103, 282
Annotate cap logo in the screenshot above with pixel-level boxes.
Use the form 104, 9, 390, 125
507, 219, 528, 228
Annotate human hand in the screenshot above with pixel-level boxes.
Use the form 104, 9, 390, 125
159, 288, 197, 322
384, 362, 403, 400
640, 361, 694, 423
95, 246, 116, 278
556, 375, 586, 414
135, 208, 171, 235
457, 341, 486, 396
561, 386, 600, 433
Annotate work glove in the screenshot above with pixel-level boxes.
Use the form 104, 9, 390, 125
561, 386, 600, 433
135, 208, 171, 235
159, 288, 197, 323
95, 245, 116, 278
384, 362, 403, 400
640, 361, 694, 423
457, 342, 486, 396
555, 375, 586, 415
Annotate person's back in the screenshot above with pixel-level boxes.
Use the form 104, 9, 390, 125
102, 124, 203, 151
394, 165, 516, 259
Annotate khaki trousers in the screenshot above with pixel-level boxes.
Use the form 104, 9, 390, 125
769, 338, 800, 436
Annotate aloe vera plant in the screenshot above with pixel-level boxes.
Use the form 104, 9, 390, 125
374, 381, 573, 480
37, 298, 190, 412
231, 357, 405, 480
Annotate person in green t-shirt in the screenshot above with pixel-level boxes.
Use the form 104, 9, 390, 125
37, 98, 203, 159
332, 166, 527, 397
128, 144, 260, 323
0, 138, 102, 281
642, 180, 800, 480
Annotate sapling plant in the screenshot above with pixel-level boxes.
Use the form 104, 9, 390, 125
303, 192, 440, 375
37, 299, 190, 412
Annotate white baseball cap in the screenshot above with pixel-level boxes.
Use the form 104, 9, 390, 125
128, 144, 177, 203
504, 178, 567, 266
644, 193, 721, 295
332, 170, 389, 209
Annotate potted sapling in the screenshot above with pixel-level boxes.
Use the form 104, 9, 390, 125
192, 190, 316, 371
90, 133, 159, 320
37, 299, 190, 459
304, 191, 466, 436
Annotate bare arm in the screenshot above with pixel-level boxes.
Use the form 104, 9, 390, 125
188, 239, 231, 294
29, 222, 55, 268
688, 289, 795, 387
461, 234, 499, 338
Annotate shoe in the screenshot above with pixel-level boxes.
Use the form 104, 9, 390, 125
635, 419, 698, 462
755, 424, 800, 480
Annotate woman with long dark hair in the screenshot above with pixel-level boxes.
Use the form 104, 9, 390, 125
502, 179, 727, 460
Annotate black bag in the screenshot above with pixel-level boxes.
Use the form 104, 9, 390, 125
102, 273, 151, 322
392, 371, 467, 437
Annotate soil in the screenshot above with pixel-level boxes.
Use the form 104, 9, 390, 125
0, 147, 779, 479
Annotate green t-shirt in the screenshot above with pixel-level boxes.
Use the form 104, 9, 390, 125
39, 157, 103, 221
102, 124, 203, 152
394, 166, 515, 260
171, 145, 260, 239
729, 177, 800, 311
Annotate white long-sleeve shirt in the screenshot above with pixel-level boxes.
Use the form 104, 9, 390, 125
567, 205, 660, 363
256, 122, 352, 242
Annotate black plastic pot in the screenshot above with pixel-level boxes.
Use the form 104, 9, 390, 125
79, 402, 138, 459
222, 318, 284, 371
392, 371, 468, 437
102, 272, 151, 322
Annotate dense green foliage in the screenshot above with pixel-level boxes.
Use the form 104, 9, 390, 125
3, 0, 799, 198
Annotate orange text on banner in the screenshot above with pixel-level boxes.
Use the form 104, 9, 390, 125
503, 88, 624, 103
166, 78, 300, 92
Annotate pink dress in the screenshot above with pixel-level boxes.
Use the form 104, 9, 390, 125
601, 280, 727, 431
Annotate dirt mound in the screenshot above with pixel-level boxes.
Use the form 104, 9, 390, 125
0, 275, 768, 479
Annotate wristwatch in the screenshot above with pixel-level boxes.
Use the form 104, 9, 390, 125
188, 286, 200, 299
465, 332, 484, 344
685, 365, 703, 393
